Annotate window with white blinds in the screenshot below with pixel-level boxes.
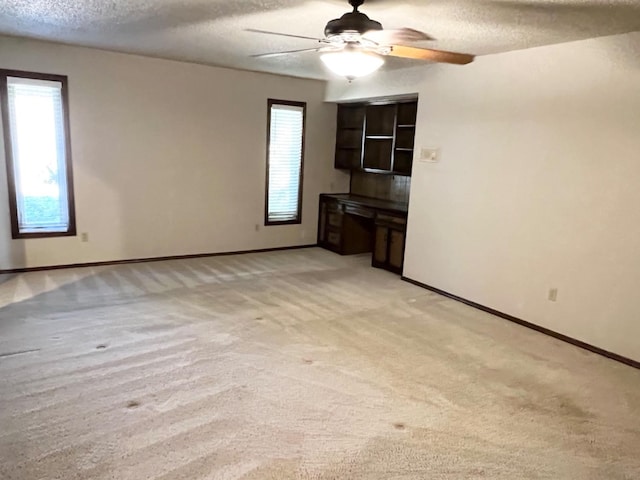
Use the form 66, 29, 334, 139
265, 100, 306, 225
1, 71, 75, 238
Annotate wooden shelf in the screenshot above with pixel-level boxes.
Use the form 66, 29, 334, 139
395, 148, 413, 152
363, 168, 397, 175
396, 124, 416, 128
366, 135, 394, 140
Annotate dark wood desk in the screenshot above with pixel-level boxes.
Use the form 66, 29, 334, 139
318, 194, 408, 274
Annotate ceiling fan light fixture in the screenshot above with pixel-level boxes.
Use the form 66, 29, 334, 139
320, 48, 384, 80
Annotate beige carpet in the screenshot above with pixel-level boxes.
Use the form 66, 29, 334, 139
0, 248, 639, 479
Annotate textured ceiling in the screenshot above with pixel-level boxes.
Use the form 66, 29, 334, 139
1, 0, 640, 79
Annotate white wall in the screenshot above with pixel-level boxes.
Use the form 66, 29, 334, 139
328, 32, 640, 362
0, 36, 349, 269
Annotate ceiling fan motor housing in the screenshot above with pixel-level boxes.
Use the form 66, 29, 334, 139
324, 11, 383, 38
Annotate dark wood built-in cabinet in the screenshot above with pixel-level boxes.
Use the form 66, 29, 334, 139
372, 213, 407, 274
335, 100, 417, 176
318, 196, 373, 255
323, 98, 416, 275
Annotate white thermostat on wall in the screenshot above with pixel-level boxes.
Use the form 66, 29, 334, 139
420, 147, 440, 163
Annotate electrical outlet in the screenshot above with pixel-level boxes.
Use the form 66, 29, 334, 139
81, 232, 89, 242
548, 288, 558, 302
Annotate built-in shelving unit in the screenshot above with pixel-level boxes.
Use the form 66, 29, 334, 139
334, 105, 366, 170
334, 99, 418, 176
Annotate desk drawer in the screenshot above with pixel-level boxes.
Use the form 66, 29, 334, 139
325, 200, 342, 213
344, 204, 375, 218
328, 212, 343, 227
376, 213, 407, 229
327, 230, 341, 246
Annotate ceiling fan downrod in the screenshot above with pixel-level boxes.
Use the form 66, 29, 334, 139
349, 0, 365, 11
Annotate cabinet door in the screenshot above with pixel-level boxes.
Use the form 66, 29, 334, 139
388, 229, 405, 271
318, 200, 327, 244
373, 226, 389, 265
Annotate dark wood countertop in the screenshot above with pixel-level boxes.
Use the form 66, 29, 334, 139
320, 194, 408, 215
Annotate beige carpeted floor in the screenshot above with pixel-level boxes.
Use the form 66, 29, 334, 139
1, 248, 639, 479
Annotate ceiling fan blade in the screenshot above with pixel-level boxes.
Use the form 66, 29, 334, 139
388, 45, 474, 65
251, 47, 324, 59
245, 28, 326, 43
364, 28, 435, 44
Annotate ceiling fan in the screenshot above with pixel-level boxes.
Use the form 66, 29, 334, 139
247, 0, 475, 80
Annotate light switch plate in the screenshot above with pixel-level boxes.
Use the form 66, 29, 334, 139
420, 147, 440, 162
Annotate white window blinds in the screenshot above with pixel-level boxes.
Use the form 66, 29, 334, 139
6, 76, 71, 233
266, 102, 305, 224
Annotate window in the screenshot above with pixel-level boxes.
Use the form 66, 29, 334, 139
0, 70, 76, 238
265, 99, 305, 225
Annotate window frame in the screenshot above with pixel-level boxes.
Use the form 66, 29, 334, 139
264, 98, 306, 226
0, 69, 76, 239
